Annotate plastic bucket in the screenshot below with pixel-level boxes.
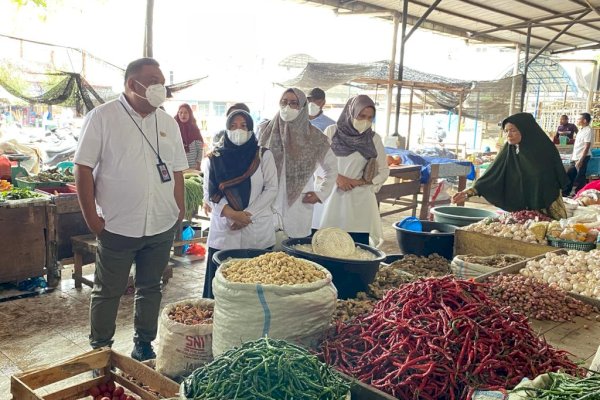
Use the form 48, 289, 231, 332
393, 220, 457, 259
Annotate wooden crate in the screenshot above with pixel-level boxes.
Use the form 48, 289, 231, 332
454, 229, 556, 258
11, 348, 179, 400
475, 249, 600, 308
0, 200, 50, 283
342, 373, 397, 400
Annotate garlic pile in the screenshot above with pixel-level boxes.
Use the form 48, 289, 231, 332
463, 220, 545, 244
521, 250, 600, 299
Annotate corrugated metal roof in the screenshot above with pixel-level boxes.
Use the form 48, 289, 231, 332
298, 0, 600, 53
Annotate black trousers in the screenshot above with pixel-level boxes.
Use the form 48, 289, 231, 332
564, 156, 590, 196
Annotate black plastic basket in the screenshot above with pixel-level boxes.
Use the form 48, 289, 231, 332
547, 236, 596, 252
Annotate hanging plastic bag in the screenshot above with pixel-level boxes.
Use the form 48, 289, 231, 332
181, 225, 195, 253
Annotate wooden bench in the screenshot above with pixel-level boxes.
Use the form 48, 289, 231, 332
375, 165, 421, 217
71, 226, 206, 289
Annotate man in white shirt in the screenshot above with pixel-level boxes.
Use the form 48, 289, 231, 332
307, 88, 336, 132
74, 58, 188, 361
564, 112, 593, 196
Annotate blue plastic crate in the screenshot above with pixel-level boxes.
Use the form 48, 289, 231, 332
586, 156, 600, 177
592, 148, 600, 157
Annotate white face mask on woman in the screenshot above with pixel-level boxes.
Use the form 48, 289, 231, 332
134, 80, 167, 108
352, 118, 372, 134
227, 129, 251, 146
307, 102, 321, 117
280, 105, 301, 122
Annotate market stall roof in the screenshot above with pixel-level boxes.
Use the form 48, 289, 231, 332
501, 55, 579, 94
297, 0, 600, 54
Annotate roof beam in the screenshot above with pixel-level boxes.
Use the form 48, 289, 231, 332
551, 42, 600, 54
527, 9, 592, 68
409, 0, 571, 47
584, 0, 600, 16
457, 0, 596, 44
469, 8, 592, 37
515, 0, 600, 43
404, 0, 442, 42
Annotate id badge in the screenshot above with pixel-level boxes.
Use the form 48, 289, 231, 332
157, 162, 172, 183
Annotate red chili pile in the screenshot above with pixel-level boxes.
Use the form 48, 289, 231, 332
319, 277, 583, 400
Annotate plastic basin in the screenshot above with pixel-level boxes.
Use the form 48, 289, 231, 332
281, 238, 386, 300
393, 220, 457, 260
212, 248, 272, 267
430, 206, 496, 227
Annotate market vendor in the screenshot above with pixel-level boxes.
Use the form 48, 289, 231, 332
553, 114, 578, 145
202, 110, 278, 299
452, 112, 568, 220
563, 112, 593, 197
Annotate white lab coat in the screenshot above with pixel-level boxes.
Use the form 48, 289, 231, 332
319, 126, 390, 245
274, 149, 338, 238
203, 149, 278, 250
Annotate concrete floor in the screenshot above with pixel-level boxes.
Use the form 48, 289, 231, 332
1, 200, 598, 399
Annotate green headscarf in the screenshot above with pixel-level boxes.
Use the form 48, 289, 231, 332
474, 112, 568, 211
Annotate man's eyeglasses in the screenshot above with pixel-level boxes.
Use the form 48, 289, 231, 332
280, 100, 300, 108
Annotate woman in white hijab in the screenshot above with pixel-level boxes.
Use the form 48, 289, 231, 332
258, 88, 338, 239
319, 95, 390, 245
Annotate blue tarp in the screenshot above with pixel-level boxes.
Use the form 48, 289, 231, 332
385, 147, 476, 183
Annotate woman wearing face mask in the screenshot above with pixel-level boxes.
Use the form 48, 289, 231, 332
318, 95, 390, 245
257, 88, 337, 239
202, 110, 278, 298
174, 104, 204, 170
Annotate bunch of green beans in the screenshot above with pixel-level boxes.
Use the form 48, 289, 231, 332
512, 372, 600, 399
182, 337, 349, 400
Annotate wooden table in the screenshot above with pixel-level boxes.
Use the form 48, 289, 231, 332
376, 165, 421, 217
71, 227, 206, 289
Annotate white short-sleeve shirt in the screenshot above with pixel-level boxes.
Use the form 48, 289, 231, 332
572, 125, 593, 161
74, 94, 189, 238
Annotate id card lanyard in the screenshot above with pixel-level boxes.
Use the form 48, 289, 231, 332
120, 102, 171, 183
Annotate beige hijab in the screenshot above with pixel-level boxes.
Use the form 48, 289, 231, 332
258, 88, 330, 205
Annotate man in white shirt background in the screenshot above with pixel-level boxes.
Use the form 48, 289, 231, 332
564, 112, 593, 197
307, 87, 336, 132
74, 58, 188, 362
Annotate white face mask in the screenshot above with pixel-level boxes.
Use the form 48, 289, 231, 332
134, 80, 167, 108
227, 129, 251, 146
280, 105, 301, 122
352, 118, 372, 134
307, 102, 321, 117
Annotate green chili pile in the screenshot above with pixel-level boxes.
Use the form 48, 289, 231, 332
511, 372, 600, 399
182, 337, 350, 400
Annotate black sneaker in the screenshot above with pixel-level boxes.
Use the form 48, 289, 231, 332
131, 341, 156, 362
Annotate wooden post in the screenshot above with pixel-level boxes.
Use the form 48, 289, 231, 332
144, 0, 154, 58
456, 90, 464, 157
406, 86, 414, 149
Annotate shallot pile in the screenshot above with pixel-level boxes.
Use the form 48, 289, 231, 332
464, 220, 545, 244
483, 274, 596, 322
387, 254, 451, 277
521, 250, 600, 299
320, 277, 583, 400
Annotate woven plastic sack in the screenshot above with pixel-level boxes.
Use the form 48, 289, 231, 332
155, 298, 214, 379
212, 260, 337, 356
451, 255, 502, 279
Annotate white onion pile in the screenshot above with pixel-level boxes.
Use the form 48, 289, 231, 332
521, 250, 600, 299
463, 220, 544, 244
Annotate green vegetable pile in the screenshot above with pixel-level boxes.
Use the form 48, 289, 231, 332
511, 372, 600, 399
0, 187, 42, 200
20, 167, 75, 183
184, 174, 203, 221
181, 337, 350, 400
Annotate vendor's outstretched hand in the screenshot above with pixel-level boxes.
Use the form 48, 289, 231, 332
452, 191, 468, 204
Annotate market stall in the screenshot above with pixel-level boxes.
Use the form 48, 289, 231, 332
0, 186, 52, 284
375, 164, 421, 217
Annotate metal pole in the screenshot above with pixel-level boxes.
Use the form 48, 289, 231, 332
509, 44, 520, 115
563, 84, 569, 107
520, 24, 532, 112
474, 90, 480, 149
407, 86, 414, 149
386, 13, 400, 136
534, 85, 541, 118
588, 61, 598, 111
393, 0, 409, 145
456, 90, 464, 156
144, 0, 155, 57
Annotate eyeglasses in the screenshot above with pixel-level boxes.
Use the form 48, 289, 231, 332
279, 100, 300, 108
